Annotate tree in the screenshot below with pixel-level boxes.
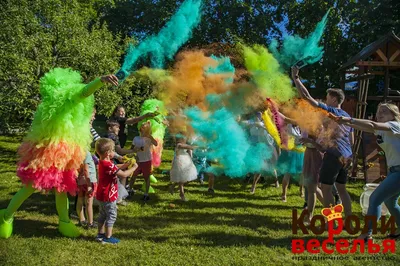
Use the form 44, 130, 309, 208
0, 0, 122, 132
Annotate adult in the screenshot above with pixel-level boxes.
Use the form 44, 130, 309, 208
291, 66, 354, 219
110, 106, 156, 148
336, 103, 400, 242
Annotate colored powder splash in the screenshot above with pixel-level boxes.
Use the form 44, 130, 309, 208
161, 51, 226, 111
269, 9, 330, 69
186, 107, 274, 177
182, 54, 275, 177
117, 0, 203, 81
280, 99, 336, 148
204, 55, 235, 84
136, 68, 172, 84
242, 44, 296, 103
138, 99, 168, 167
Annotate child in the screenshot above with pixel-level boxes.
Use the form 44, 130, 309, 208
169, 135, 198, 201
105, 120, 135, 156
190, 135, 215, 194
105, 120, 135, 205
76, 151, 97, 228
129, 121, 158, 201
278, 124, 305, 202
95, 138, 137, 244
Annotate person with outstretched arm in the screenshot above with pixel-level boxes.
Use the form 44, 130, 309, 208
291, 66, 353, 220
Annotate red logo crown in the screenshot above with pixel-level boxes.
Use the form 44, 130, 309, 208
321, 204, 343, 221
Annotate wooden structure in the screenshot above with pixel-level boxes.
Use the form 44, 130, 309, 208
339, 31, 400, 183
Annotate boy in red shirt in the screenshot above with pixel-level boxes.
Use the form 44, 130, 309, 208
95, 138, 137, 244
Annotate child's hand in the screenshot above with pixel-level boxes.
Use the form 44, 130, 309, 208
87, 186, 94, 197
101, 74, 119, 86
119, 162, 130, 170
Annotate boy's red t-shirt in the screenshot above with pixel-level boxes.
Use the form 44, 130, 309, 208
96, 160, 119, 202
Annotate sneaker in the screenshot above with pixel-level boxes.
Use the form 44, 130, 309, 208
87, 222, 98, 229
281, 195, 287, 203
127, 188, 136, 196
142, 195, 150, 201
95, 233, 106, 242
78, 220, 88, 227
180, 195, 188, 202
102, 236, 120, 244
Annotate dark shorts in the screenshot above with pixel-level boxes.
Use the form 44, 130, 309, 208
319, 152, 348, 185
133, 160, 152, 178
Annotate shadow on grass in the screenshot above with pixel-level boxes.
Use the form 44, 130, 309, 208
13, 219, 60, 238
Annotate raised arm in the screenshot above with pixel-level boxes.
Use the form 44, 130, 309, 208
115, 145, 135, 156
126, 112, 157, 125
279, 112, 297, 126
337, 117, 392, 133
177, 143, 196, 150
80, 74, 119, 98
291, 67, 318, 107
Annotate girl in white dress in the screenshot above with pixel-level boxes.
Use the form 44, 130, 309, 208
169, 135, 198, 201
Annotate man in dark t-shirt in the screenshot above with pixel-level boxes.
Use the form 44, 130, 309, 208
291, 66, 354, 219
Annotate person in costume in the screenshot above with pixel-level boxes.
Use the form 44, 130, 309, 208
0, 68, 118, 239
169, 134, 198, 201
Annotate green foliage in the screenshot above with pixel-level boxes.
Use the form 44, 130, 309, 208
1, 0, 400, 132
95, 73, 156, 117
0, 0, 122, 132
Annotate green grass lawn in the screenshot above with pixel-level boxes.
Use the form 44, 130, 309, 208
0, 135, 399, 265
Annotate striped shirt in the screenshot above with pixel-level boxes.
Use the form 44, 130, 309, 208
90, 127, 100, 142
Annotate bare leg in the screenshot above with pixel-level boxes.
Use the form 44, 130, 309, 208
129, 175, 137, 188
105, 226, 113, 238
321, 184, 334, 208
144, 176, 150, 195
281, 173, 290, 202
250, 173, 261, 194
208, 173, 215, 190
335, 183, 352, 218
86, 196, 94, 224
306, 183, 321, 223
299, 174, 304, 198
76, 196, 85, 223
274, 170, 279, 188
179, 183, 186, 201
